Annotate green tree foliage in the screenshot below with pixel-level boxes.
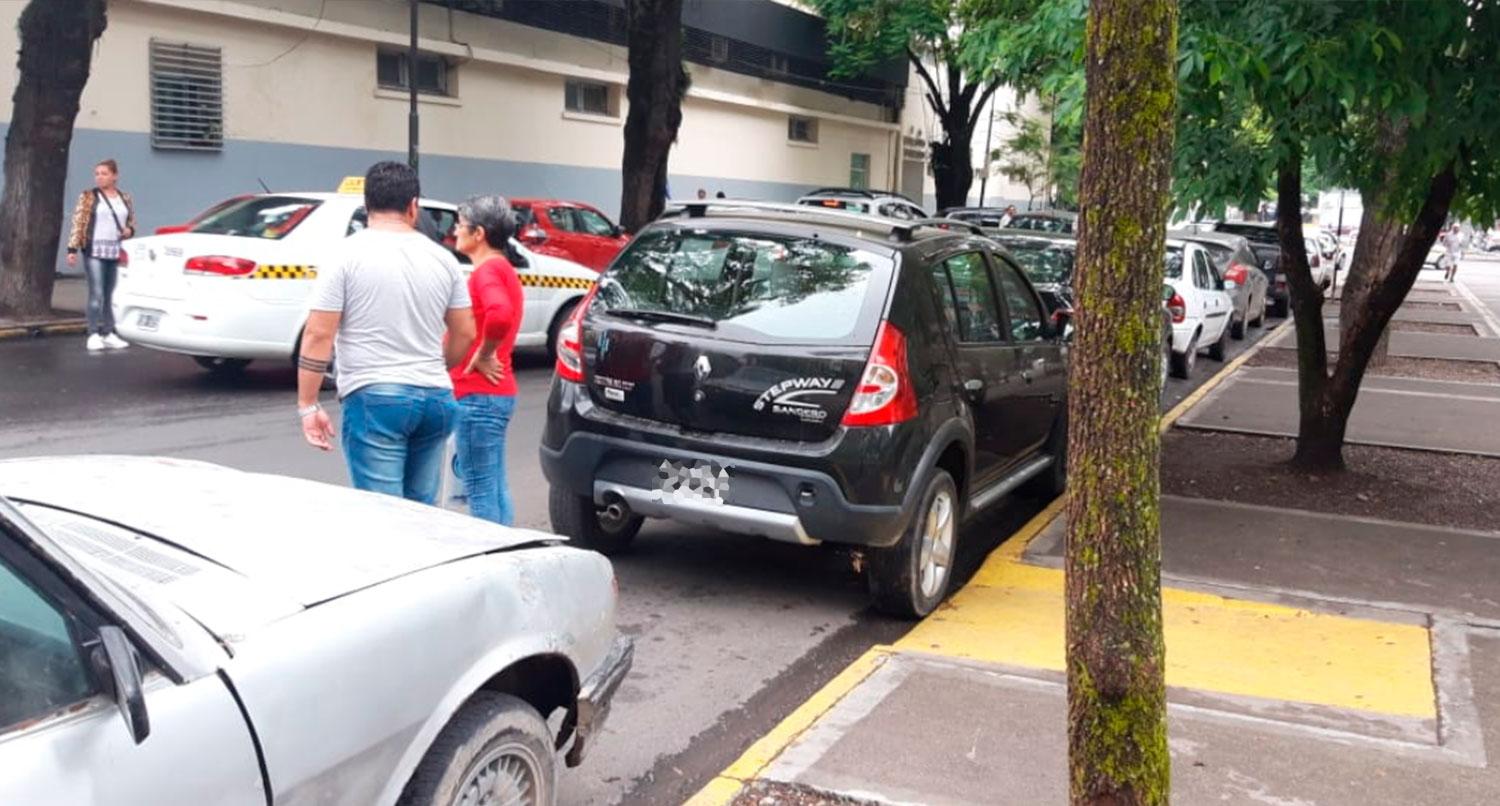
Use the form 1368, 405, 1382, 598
1176, 0, 1500, 469
811, 0, 1004, 210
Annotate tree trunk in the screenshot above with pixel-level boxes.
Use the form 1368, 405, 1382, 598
1281, 123, 1458, 471
931, 116, 975, 211
1065, 0, 1177, 803
0, 0, 108, 318
618, 0, 687, 233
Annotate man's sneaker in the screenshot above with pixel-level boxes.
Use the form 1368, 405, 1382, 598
86, 334, 106, 352
103, 333, 130, 350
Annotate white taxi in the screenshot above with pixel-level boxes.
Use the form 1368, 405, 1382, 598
1163, 237, 1235, 378
115, 185, 598, 374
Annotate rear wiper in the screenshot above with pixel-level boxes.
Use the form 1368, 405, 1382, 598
605, 308, 718, 329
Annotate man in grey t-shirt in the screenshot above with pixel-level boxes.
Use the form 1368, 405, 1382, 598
296, 161, 487, 504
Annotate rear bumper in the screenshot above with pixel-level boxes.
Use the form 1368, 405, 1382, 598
567, 637, 632, 767
113, 291, 300, 360
540, 382, 913, 548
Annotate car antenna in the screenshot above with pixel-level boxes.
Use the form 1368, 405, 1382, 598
257, 177, 272, 193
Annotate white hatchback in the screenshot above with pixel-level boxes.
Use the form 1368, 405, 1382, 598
114, 192, 597, 374
1163, 238, 1235, 378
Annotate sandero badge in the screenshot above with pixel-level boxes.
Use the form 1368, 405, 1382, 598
752, 377, 846, 423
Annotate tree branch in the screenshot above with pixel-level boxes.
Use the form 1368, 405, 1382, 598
907, 47, 950, 118
968, 80, 1003, 133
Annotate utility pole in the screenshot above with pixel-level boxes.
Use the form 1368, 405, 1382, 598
978, 97, 996, 206
408, 0, 419, 176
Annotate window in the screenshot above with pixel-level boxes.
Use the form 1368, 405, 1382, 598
938, 253, 1003, 343
1164, 246, 1185, 279
1000, 239, 1075, 286
788, 116, 819, 144
1193, 249, 1216, 289
1, 554, 97, 732
770, 53, 790, 75
565, 79, 615, 117
150, 40, 223, 151
710, 35, 730, 63
190, 196, 322, 240
850, 153, 871, 190
377, 49, 453, 96
595, 230, 888, 344
547, 207, 579, 232
996, 261, 1046, 342
575, 208, 618, 237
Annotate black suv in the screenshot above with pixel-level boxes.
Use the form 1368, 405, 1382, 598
539, 202, 1070, 617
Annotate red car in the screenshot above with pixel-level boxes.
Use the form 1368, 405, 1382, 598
510, 199, 630, 272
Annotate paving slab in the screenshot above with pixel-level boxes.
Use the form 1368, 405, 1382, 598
1267, 322, 1500, 361
760, 644, 1499, 806
1323, 305, 1487, 328
1028, 495, 1500, 622
1178, 365, 1500, 456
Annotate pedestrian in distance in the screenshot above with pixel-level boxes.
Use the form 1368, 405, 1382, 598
66, 159, 136, 352
1443, 222, 1464, 283
449, 195, 524, 526
999, 204, 1018, 228
296, 161, 481, 505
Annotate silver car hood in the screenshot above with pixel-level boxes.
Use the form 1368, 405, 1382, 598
0, 457, 560, 628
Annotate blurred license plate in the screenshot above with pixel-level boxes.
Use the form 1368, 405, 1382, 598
137, 312, 161, 331
655, 459, 730, 505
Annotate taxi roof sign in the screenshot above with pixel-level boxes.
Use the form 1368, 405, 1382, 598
337, 176, 365, 194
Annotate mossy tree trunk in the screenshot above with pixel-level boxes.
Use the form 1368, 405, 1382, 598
0, 0, 107, 318
619, 0, 688, 233
1065, 0, 1177, 803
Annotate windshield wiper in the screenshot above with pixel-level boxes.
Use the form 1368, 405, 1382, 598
605, 308, 718, 329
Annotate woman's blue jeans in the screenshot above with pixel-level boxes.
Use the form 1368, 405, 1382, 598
454, 394, 516, 526
84, 256, 118, 336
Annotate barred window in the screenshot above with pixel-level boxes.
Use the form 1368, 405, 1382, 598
788, 116, 819, 144
565, 79, 615, 117
149, 40, 223, 152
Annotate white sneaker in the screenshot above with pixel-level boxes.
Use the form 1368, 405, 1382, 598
103, 333, 130, 350
86, 334, 106, 352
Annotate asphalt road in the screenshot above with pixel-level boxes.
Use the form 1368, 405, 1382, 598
0, 314, 1276, 804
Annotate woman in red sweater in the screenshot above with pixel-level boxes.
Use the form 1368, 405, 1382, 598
451, 196, 526, 525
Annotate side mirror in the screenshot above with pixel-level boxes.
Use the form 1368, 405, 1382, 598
94, 626, 150, 745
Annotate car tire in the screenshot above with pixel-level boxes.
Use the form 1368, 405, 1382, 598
546, 299, 580, 360
396, 692, 556, 806
1169, 332, 1197, 379
1271, 297, 1290, 318
1208, 324, 1230, 361
192, 356, 252, 375
867, 469, 959, 619
1230, 315, 1246, 340
548, 485, 643, 555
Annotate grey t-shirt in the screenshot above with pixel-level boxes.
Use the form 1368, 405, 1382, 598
309, 228, 471, 398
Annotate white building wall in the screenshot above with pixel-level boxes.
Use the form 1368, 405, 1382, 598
0, 0, 900, 234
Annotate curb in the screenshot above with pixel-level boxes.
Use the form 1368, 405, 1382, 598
685, 318, 1291, 806
0, 320, 88, 341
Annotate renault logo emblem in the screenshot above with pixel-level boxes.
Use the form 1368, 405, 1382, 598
694, 355, 712, 381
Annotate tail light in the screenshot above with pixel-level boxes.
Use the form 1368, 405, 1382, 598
184, 256, 257, 277
842, 322, 918, 427
520, 225, 548, 246
1167, 291, 1187, 324
1224, 263, 1248, 285
555, 288, 596, 383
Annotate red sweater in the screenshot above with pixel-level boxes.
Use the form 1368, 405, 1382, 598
451, 256, 523, 399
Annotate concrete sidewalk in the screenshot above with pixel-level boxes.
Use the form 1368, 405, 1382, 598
0, 276, 86, 339
1178, 365, 1500, 457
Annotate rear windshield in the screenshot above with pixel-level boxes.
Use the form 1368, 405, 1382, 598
799, 198, 871, 214
1200, 243, 1234, 270
1164, 246, 1184, 278
189, 196, 322, 240
999, 239, 1075, 284
594, 229, 889, 343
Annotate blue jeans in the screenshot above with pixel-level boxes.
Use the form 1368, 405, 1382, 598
454, 394, 516, 526
341, 384, 457, 505
84, 257, 118, 336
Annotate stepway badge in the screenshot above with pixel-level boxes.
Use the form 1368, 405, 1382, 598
752, 377, 846, 423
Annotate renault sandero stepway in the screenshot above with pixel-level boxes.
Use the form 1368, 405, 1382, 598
539, 202, 1069, 617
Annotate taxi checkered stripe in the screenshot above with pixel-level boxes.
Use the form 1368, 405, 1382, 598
251, 264, 318, 280
520, 275, 594, 290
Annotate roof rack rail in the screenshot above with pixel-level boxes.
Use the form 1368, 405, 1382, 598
804, 187, 924, 205
659, 201, 981, 244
